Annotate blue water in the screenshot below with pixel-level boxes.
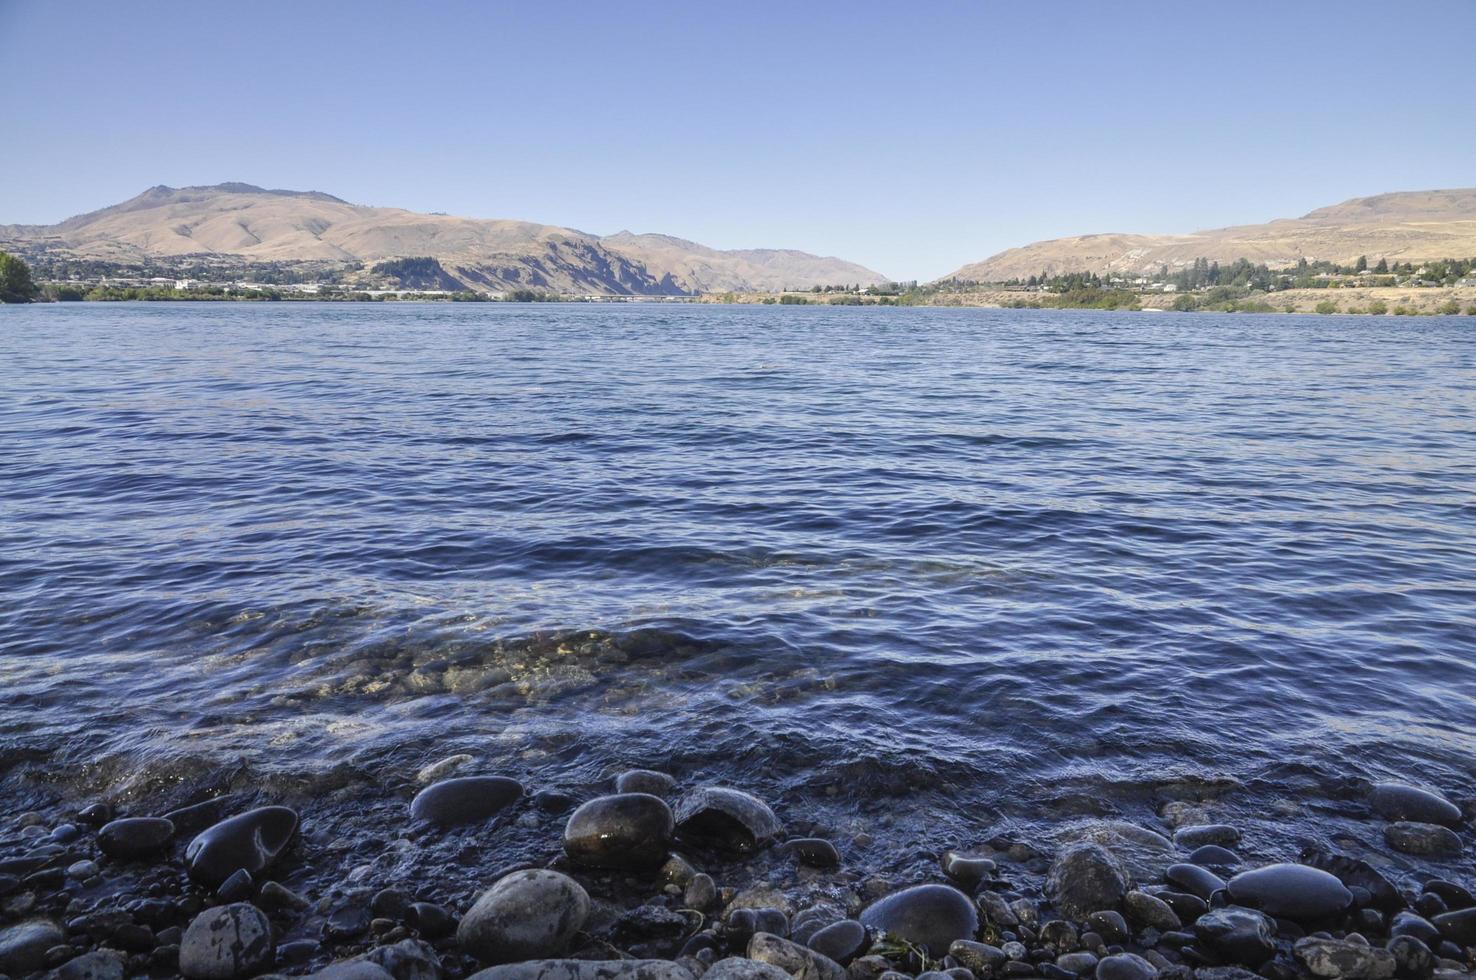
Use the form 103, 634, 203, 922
2, 302, 1474, 860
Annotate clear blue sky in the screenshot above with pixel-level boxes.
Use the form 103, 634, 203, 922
3, 0, 1473, 280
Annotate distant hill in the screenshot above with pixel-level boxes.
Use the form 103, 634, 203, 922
0, 183, 889, 294
945, 189, 1476, 282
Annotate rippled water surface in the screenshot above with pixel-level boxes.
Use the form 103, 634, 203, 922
2, 302, 1474, 856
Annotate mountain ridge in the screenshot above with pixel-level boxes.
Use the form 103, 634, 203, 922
0, 183, 889, 295
945, 189, 1476, 283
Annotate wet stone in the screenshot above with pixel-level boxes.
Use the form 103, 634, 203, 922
1166, 864, 1225, 902
1153, 890, 1208, 923
1172, 826, 1240, 850
980, 892, 1020, 927
1384, 936, 1435, 980
1097, 953, 1158, 980
1224, 864, 1352, 922
859, 883, 979, 955
1384, 823, 1462, 857
949, 940, 1007, 977
1047, 843, 1130, 919
674, 787, 784, 854
1300, 850, 1405, 913
1294, 937, 1396, 979
77, 803, 112, 827
1422, 880, 1474, 911
617, 769, 677, 795
179, 903, 274, 980
1369, 784, 1462, 827
942, 851, 997, 889
1059, 952, 1101, 975
704, 959, 792, 980
1087, 911, 1129, 944
1126, 892, 1181, 932
260, 880, 310, 912
48, 948, 127, 980
1192, 906, 1276, 966
409, 776, 523, 828
326, 905, 371, 940
407, 902, 456, 939
1430, 908, 1476, 946
748, 932, 847, 980
784, 838, 842, 869
362, 937, 440, 980
1, 919, 66, 975
562, 793, 674, 869
185, 806, 299, 886
163, 797, 240, 837
1390, 913, 1442, 948
216, 868, 253, 903
97, 817, 175, 859
814, 920, 867, 962
684, 873, 717, 911
1040, 919, 1079, 953
1186, 846, 1239, 869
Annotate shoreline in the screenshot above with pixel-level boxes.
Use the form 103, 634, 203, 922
2, 763, 1472, 980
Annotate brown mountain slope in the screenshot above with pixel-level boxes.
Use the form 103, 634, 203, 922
0, 183, 888, 294
945, 189, 1476, 282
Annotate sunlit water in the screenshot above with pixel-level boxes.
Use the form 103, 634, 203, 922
2, 302, 1474, 868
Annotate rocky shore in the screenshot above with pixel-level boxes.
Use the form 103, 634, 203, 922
0, 765, 1471, 980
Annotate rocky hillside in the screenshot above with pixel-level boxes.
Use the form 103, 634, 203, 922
946, 189, 1476, 282
0, 183, 888, 295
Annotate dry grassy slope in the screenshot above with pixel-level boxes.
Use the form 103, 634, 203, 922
1, 184, 887, 294
946, 189, 1476, 282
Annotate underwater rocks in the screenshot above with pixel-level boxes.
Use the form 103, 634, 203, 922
410, 776, 524, 828
1368, 784, 1461, 826
563, 793, 674, 869
858, 883, 978, 954
179, 903, 274, 979
1384, 823, 1463, 857
97, 816, 175, 859
1225, 864, 1352, 921
185, 805, 298, 886
674, 787, 783, 854
1048, 843, 1131, 919
458, 870, 591, 964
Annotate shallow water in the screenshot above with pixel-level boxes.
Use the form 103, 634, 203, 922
2, 302, 1474, 867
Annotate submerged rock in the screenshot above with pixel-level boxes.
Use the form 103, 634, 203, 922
1293, 937, 1396, 979
179, 903, 274, 979
97, 816, 175, 859
1173, 826, 1241, 849
1047, 843, 1130, 919
616, 769, 677, 795
859, 883, 978, 954
562, 793, 674, 869
1369, 784, 1461, 826
784, 838, 841, 869
674, 787, 783, 853
1193, 906, 1276, 966
185, 806, 298, 886
458, 870, 590, 964
409, 776, 523, 828
1225, 863, 1352, 921
1384, 822, 1462, 857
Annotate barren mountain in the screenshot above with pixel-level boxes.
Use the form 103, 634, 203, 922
0, 183, 888, 294
945, 189, 1476, 282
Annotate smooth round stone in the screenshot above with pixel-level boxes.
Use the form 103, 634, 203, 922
67, 859, 100, 880
1047, 844, 1130, 919
684, 873, 717, 910
1225, 864, 1352, 921
409, 776, 523, 828
51, 823, 81, 844
563, 793, 674, 869
1384, 822, 1462, 857
457, 869, 589, 964
705, 958, 794, 980
179, 903, 274, 979
1188, 845, 1240, 868
1389, 912, 1441, 947
1040, 920, 1079, 953
407, 902, 456, 939
808, 920, 869, 965
783, 838, 841, 869
185, 806, 298, 886
77, 803, 113, 826
1153, 890, 1208, 922
1193, 906, 1277, 966
97, 817, 175, 859
1166, 863, 1225, 901
673, 786, 783, 853
1369, 784, 1461, 826
949, 940, 1006, 975
1096, 953, 1156, 980
51, 948, 127, 980
1384, 935, 1434, 980
1058, 952, 1100, 976
749, 932, 847, 980
1422, 880, 1474, 910
859, 883, 979, 954
1431, 907, 1476, 946
942, 850, 997, 888
1124, 891, 1180, 931
1298, 848, 1403, 913
615, 769, 677, 795
1087, 910, 1129, 944
0, 919, 66, 975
